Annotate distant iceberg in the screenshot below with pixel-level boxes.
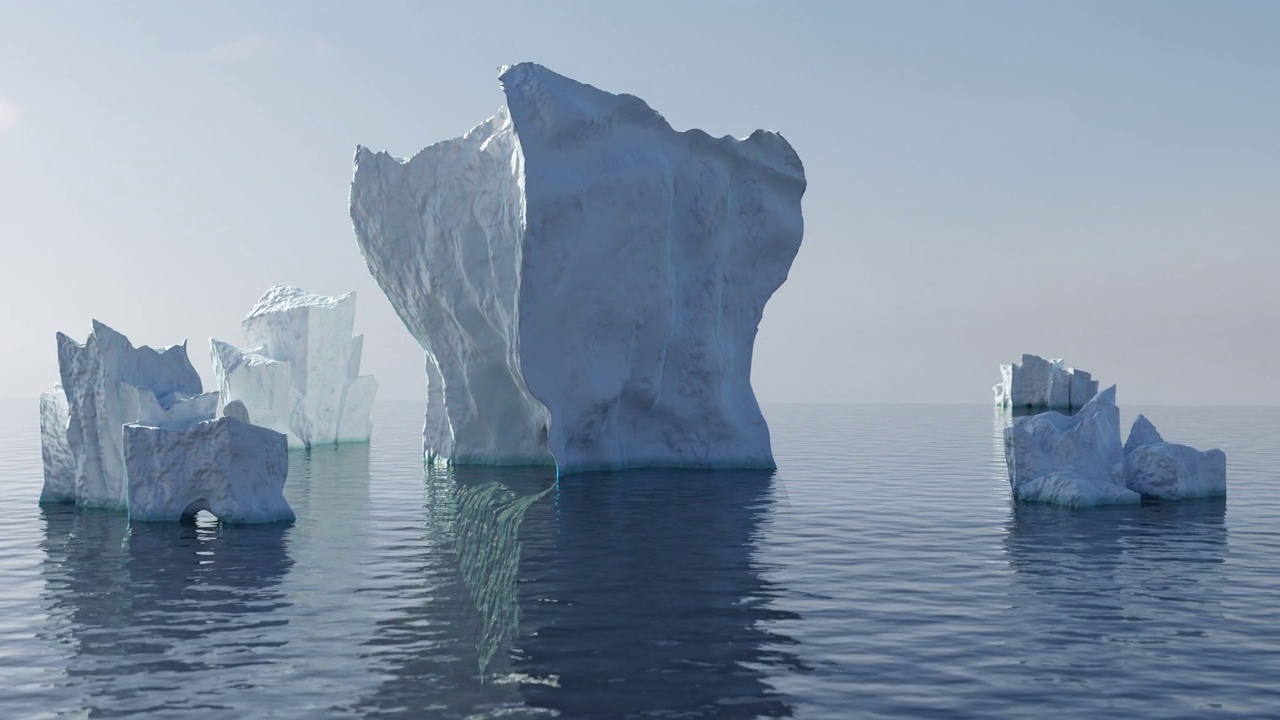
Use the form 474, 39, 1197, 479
1003, 386, 1226, 507
994, 354, 1098, 411
350, 62, 805, 474
211, 285, 378, 450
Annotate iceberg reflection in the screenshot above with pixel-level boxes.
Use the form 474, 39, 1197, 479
38, 505, 294, 714
354, 465, 802, 717
514, 468, 802, 718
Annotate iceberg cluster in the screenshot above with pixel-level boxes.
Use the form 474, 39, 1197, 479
1004, 387, 1226, 507
994, 354, 1098, 411
39, 321, 294, 523
350, 62, 805, 473
211, 286, 378, 449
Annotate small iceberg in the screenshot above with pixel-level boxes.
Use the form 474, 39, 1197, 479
1123, 415, 1227, 501
1003, 386, 1226, 507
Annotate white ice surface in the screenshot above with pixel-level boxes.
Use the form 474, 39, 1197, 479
350, 62, 806, 473
124, 416, 293, 524
212, 286, 378, 449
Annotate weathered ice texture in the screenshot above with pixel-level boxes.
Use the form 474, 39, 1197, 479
994, 354, 1099, 411
1003, 387, 1140, 507
1123, 414, 1227, 500
51, 321, 205, 509
124, 416, 293, 523
350, 62, 806, 473
39, 386, 75, 503
211, 286, 378, 449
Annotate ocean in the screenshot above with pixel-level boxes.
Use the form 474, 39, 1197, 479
1, 400, 1278, 719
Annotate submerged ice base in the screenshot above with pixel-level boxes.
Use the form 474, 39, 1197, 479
350, 62, 805, 474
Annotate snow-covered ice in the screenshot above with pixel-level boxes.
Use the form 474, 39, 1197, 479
1003, 386, 1140, 507
994, 354, 1098, 410
48, 321, 206, 510
124, 413, 293, 524
1123, 414, 1227, 500
350, 62, 805, 473
1003, 387, 1228, 506
211, 286, 378, 449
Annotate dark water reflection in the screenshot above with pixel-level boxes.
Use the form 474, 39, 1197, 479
13, 403, 1280, 719
39, 506, 294, 716
1000, 500, 1235, 711
353, 465, 801, 719
514, 469, 803, 718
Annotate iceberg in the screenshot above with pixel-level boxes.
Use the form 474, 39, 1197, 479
49, 321, 207, 509
124, 406, 293, 524
211, 285, 378, 449
1123, 415, 1226, 500
1004, 387, 1228, 506
994, 354, 1098, 411
350, 62, 805, 473
1003, 386, 1140, 507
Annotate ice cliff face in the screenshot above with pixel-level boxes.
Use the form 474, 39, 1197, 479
350, 62, 806, 473
211, 286, 378, 449
47, 321, 208, 509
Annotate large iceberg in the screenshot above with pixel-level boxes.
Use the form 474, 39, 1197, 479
46, 321, 209, 509
1004, 386, 1227, 506
211, 285, 378, 449
349, 62, 805, 473
994, 354, 1099, 411
125, 406, 293, 524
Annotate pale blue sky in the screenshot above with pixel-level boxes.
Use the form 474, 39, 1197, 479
2, 1, 1277, 404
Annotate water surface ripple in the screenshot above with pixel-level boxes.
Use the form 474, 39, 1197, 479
1, 401, 1278, 718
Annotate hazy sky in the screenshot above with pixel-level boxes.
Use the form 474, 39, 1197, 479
2, 1, 1277, 405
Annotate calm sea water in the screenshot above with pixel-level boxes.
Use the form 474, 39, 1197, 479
1, 400, 1279, 719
